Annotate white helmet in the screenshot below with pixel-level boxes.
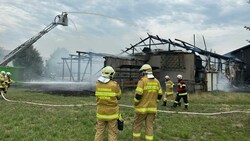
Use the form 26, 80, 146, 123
139, 64, 152, 74
165, 75, 170, 80
101, 66, 115, 79
6, 72, 11, 76
1, 71, 6, 75
177, 74, 182, 79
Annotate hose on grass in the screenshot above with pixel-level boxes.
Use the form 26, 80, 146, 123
1, 91, 94, 107
1, 91, 250, 115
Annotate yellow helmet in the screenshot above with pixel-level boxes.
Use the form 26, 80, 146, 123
6, 72, 11, 76
139, 64, 152, 74
102, 66, 115, 78
1, 71, 5, 75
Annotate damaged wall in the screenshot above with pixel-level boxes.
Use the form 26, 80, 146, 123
104, 52, 200, 92
146, 52, 197, 92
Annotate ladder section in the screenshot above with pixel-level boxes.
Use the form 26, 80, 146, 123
0, 12, 68, 66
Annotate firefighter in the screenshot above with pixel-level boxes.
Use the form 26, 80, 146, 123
133, 64, 162, 141
172, 74, 189, 109
162, 75, 175, 106
4, 72, 14, 94
94, 66, 122, 141
0, 71, 6, 93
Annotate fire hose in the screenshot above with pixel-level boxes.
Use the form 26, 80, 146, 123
1, 92, 250, 115
1, 91, 94, 107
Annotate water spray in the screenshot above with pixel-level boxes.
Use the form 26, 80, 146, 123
64, 11, 151, 33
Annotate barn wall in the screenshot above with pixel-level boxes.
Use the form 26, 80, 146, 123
147, 53, 196, 92
231, 47, 250, 82
103, 53, 203, 92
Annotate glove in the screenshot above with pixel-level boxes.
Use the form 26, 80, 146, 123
117, 114, 124, 131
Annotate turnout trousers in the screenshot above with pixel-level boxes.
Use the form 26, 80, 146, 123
173, 94, 189, 108
133, 113, 156, 141
163, 93, 174, 103
94, 119, 118, 141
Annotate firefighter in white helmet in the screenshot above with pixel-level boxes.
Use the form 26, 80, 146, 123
162, 75, 175, 106
172, 74, 189, 109
94, 66, 122, 141
133, 64, 162, 141
0, 71, 6, 93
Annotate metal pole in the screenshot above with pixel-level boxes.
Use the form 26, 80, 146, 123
90, 53, 93, 82
193, 34, 195, 47
81, 59, 90, 81
70, 55, 73, 81
62, 59, 65, 81
77, 52, 81, 82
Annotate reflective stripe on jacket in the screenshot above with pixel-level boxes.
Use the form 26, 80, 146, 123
165, 80, 174, 95
177, 79, 187, 95
95, 80, 121, 120
134, 76, 162, 114
0, 75, 5, 89
5, 77, 13, 88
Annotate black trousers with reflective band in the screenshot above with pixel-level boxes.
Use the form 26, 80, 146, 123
174, 94, 188, 106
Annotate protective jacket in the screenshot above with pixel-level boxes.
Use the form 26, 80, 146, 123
134, 75, 162, 114
177, 79, 187, 95
5, 76, 13, 88
95, 79, 121, 121
0, 74, 5, 89
165, 80, 174, 95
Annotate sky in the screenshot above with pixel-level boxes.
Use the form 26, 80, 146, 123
0, 0, 249, 59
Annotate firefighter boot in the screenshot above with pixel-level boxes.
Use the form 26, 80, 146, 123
162, 101, 167, 106
171, 102, 177, 108
184, 103, 188, 110
184, 105, 188, 110
178, 102, 181, 107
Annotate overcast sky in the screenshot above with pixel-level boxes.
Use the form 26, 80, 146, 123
0, 0, 249, 59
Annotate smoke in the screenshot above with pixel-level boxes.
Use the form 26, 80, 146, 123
44, 47, 70, 81
23, 81, 94, 91
217, 72, 232, 92
21, 81, 96, 96
18, 47, 106, 95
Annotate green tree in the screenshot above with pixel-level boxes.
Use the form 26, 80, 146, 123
13, 45, 44, 81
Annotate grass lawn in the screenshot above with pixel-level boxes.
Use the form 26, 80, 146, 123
0, 88, 249, 141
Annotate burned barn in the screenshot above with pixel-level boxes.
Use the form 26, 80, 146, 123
104, 34, 245, 92
224, 44, 250, 84
58, 34, 246, 92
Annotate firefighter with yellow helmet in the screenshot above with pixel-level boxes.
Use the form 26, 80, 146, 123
0, 71, 6, 93
133, 64, 162, 141
4, 72, 14, 94
162, 75, 175, 106
94, 66, 122, 141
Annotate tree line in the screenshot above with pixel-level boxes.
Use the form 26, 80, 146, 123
0, 46, 69, 81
